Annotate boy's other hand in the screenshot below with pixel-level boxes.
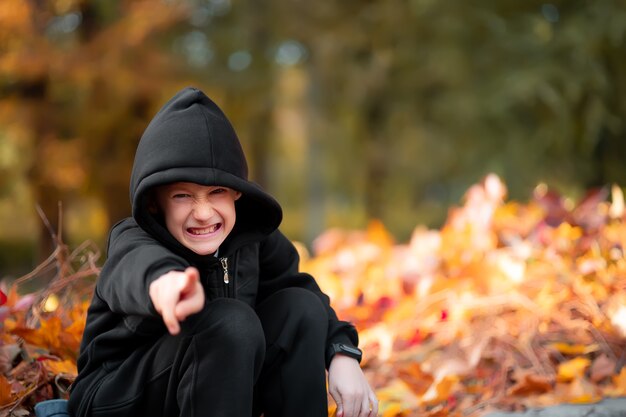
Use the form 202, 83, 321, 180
149, 267, 205, 335
328, 354, 378, 417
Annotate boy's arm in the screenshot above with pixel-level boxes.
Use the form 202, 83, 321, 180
258, 230, 359, 365
97, 218, 190, 317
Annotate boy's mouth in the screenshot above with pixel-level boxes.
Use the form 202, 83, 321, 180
187, 223, 221, 236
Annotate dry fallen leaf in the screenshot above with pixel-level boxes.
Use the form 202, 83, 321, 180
507, 370, 553, 396
590, 354, 616, 383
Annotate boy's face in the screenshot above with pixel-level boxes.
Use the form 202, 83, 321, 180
154, 182, 241, 255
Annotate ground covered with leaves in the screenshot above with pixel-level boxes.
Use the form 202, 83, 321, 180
2, 174, 626, 416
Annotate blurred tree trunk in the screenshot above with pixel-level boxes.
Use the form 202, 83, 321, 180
590, 128, 626, 187
589, 46, 626, 187
245, 101, 273, 187
363, 99, 387, 220
360, 43, 392, 221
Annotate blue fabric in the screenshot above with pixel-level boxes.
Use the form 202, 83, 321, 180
34, 399, 69, 417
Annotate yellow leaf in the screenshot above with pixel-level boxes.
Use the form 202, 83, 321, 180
557, 357, 591, 382
550, 342, 599, 355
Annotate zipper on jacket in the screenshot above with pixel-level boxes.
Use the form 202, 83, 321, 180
219, 257, 230, 284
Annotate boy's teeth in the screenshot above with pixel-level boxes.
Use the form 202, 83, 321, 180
190, 224, 218, 235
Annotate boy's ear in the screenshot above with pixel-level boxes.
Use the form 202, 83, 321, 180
234, 191, 242, 201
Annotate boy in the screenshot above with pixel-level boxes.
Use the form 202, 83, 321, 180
68, 87, 378, 417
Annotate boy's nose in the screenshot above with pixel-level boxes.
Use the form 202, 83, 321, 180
193, 203, 214, 219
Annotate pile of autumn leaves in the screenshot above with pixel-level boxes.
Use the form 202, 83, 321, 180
300, 174, 626, 416
2, 174, 626, 416
0, 241, 97, 416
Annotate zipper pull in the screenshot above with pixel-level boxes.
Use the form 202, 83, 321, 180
219, 257, 229, 284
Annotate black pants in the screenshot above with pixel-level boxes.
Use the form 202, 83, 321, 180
83, 288, 329, 417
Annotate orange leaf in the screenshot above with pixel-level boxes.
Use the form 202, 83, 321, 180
59, 318, 86, 356
39, 317, 64, 351
11, 327, 47, 347
397, 362, 434, 397
0, 375, 12, 406
41, 359, 77, 376
507, 372, 553, 396
11, 317, 65, 353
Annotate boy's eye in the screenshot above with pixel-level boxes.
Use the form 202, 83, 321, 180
173, 193, 192, 199
211, 188, 227, 195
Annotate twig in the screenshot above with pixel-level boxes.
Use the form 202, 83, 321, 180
35, 205, 57, 242
495, 335, 552, 377
14, 206, 100, 328
56, 201, 63, 248
12, 247, 61, 286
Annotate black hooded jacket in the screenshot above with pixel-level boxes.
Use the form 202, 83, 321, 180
70, 88, 358, 408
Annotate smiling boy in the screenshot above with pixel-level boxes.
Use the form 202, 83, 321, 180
68, 88, 377, 417
154, 183, 241, 257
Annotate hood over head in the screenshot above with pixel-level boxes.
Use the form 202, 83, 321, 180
130, 87, 282, 258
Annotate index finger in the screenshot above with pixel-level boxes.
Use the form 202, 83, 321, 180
160, 292, 181, 335
162, 306, 180, 334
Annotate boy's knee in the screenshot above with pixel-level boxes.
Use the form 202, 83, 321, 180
191, 298, 265, 351
272, 288, 329, 330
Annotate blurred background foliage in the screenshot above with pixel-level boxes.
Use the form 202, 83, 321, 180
0, 0, 625, 277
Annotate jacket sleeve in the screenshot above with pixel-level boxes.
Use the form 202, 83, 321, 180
96, 218, 189, 317
258, 230, 359, 367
